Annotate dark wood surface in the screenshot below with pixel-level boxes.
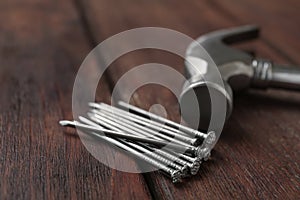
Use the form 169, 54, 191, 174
0, 0, 299, 199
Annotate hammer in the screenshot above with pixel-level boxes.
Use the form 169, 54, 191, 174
180, 25, 300, 131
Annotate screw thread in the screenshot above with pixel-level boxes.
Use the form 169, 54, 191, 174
127, 142, 184, 171
154, 148, 189, 166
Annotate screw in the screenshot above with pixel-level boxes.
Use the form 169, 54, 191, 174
89, 102, 201, 146
78, 116, 182, 183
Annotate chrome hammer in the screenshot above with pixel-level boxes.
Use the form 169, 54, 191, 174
180, 25, 300, 131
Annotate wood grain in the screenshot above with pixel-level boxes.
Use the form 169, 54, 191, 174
0, 0, 151, 199
0, 0, 299, 199
78, 0, 300, 199
211, 0, 300, 63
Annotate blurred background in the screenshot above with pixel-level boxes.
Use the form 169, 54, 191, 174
0, 0, 299, 199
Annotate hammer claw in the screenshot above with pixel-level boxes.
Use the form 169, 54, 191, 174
216, 24, 259, 44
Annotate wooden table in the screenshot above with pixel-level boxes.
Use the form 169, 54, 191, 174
0, 0, 299, 199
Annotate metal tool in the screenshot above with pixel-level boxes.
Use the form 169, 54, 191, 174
180, 25, 300, 131
87, 111, 205, 158
117, 101, 214, 159
77, 117, 183, 183
83, 114, 201, 175
60, 101, 216, 182
59, 120, 197, 152
95, 108, 200, 146
89, 102, 200, 146
86, 104, 203, 174
88, 110, 206, 168
152, 148, 201, 175
117, 101, 216, 150
78, 116, 184, 182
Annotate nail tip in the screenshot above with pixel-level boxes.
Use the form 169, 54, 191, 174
59, 120, 68, 126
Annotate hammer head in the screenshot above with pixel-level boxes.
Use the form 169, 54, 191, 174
180, 25, 260, 131
190, 25, 259, 65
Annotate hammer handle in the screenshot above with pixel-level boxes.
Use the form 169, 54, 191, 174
252, 59, 300, 91
270, 64, 300, 90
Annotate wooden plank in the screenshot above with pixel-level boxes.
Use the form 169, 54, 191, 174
0, 0, 151, 199
78, 0, 300, 199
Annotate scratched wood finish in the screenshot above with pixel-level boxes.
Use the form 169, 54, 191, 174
78, 0, 300, 199
0, 0, 151, 199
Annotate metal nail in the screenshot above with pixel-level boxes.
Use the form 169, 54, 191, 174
90, 109, 197, 148
117, 101, 216, 148
79, 116, 189, 177
125, 142, 189, 177
59, 120, 193, 151
78, 116, 182, 183
89, 102, 201, 146
149, 148, 201, 176
88, 111, 206, 158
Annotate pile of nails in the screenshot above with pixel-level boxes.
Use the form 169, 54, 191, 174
59, 101, 216, 183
